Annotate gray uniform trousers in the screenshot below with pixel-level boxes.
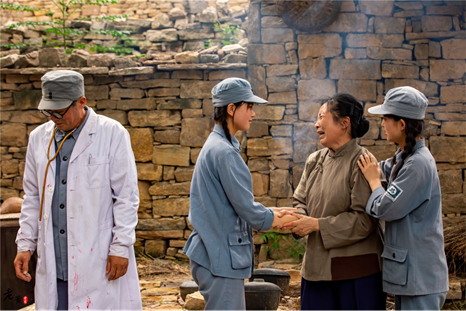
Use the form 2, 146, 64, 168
190, 260, 246, 310
395, 292, 447, 310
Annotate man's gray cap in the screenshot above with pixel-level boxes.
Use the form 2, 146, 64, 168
368, 86, 428, 120
38, 70, 85, 110
212, 77, 267, 107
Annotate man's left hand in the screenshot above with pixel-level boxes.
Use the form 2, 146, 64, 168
106, 255, 128, 281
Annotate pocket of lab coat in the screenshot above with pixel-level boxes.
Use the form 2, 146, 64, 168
86, 156, 110, 189
381, 245, 409, 286
228, 231, 252, 269
98, 218, 114, 261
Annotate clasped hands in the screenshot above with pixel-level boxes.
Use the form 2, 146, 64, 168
271, 208, 320, 237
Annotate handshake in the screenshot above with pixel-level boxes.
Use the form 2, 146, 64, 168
270, 207, 320, 237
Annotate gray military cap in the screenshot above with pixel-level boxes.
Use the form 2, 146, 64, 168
212, 77, 267, 107
368, 86, 428, 120
38, 70, 85, 110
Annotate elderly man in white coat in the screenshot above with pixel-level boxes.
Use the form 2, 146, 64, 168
13, 70, 142, 310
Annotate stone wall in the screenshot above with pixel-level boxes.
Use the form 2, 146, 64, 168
1, 0, 249, 24
244, 0, 466, 259
245, 0, 466, 227
1, 0, 466, 262
1, 0, 249, 55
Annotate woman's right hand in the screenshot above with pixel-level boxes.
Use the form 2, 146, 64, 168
358, 153, 383, 191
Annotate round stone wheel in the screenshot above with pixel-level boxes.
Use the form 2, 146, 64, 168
277, 0, 342, 33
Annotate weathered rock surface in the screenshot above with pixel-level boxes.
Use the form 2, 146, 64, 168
247, 137, 292, 157
329, 59, 381, 79
38, 48, 67, 67
180, 118, 210, 147
431, 137, 466, 163
128, 128, 153, 162
153, 198, 190, 216
441, 39, 466, 59
299, 57, 327, 79
148, 181, 191, 195
68, 49, 90, 68
0, 54, 19, 68
440, 85, 466, 104
128, 110, 181, 127
298, 34, 342, 58
87, 53, 116, 67
248, 44, 286, 65
346, 34, 404, 48
430, 60, 466, 81
13, 89, 41, 110
338, 80, 377, 101
153, 145, 190, 166
146, 29, 178, 42
180, 81, 217, 98
1, 122, 27, 147
269, 169, 292, 198
324, 13, 368, 33
184, 291, 205, 310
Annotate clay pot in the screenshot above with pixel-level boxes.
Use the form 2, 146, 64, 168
244, 279, 281, 310
250, 268, 291, 294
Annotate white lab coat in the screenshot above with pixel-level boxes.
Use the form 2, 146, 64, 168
16, 109, 142, 310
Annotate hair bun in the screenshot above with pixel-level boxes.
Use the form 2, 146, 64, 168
356, 116, 370, 138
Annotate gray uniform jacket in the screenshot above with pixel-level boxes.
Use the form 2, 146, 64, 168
184, 124, 274, 279
366, 139, 448, 296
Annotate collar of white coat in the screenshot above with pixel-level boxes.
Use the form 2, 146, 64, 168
395, 138, 425, 162
212, 123, 241, 152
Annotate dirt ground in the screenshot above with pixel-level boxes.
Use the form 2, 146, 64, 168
137, 257, 301, 310
19, 258, 464, 310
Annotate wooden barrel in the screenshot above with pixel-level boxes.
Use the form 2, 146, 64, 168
277, 0, 342, 33
1, 213, 36, 310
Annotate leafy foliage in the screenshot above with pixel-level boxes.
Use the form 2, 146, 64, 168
286, 236, 306, 261
204, 39, 214, 49
0, 3, 41, 12
214, 21, 240, 46
0, 42, 41, 50
259, 231, 306, 261
75, 14, 130, 21
259, 231, 283, 258
7, 21, 61, 29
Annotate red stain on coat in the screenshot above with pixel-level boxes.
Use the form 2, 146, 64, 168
86, 296, 92, 309
78, 250, 82, 253
72, 256, 74, 259
90, 248, 93, 251
74, 273, 79, 291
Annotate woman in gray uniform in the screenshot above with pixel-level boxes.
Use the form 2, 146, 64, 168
183, 78, 297, 310
358, 86, 449, 310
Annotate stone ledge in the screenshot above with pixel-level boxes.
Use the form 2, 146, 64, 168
0, 67, 109, 75
108, 66, 154, 76
406, 30, 466, 40
142, 60, 176, 65
157, 63, 248, 70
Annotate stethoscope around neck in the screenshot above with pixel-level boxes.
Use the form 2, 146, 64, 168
39, 127, 76, 221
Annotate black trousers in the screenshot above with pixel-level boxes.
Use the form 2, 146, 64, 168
300, 272, 386, 310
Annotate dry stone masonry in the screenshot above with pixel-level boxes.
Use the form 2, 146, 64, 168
0, 0, 465, 261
